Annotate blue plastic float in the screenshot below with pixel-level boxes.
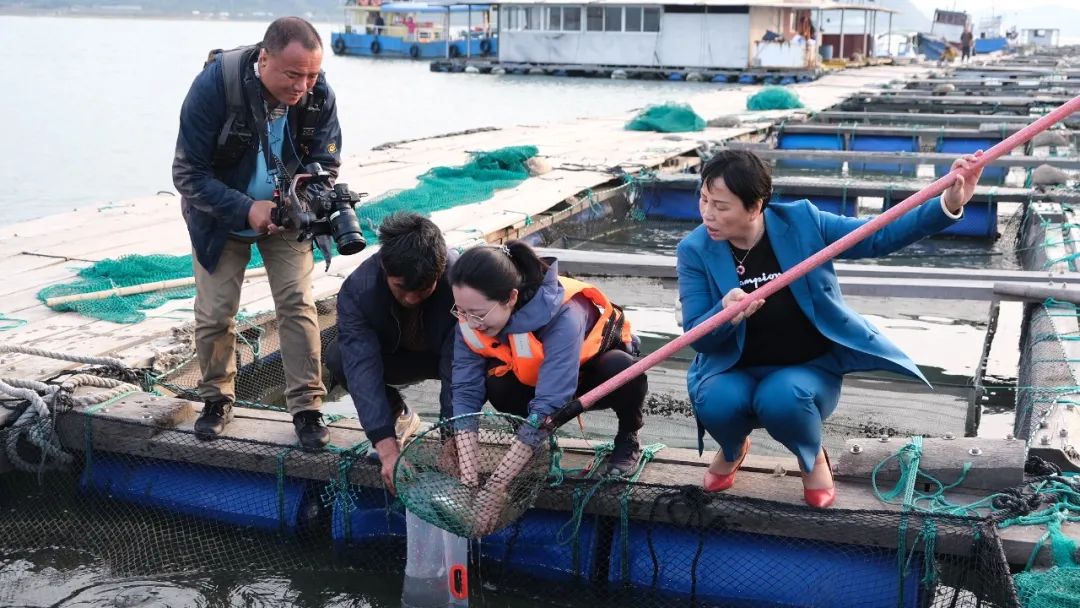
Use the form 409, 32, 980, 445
772, 193, 856, 217
331, 486, 407, 544
79, 454, 311, 532
936, 137, 1006, 183
481, 509, 598, 582
777, 133, 845, 171
850, 135, 918, 176
609, 523, 924, 608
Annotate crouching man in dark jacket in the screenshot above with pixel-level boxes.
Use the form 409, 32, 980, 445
327, 213, 457, 492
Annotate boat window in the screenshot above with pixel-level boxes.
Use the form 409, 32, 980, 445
604, 6, 622, 31
586, 7, 603, 31
643, 7, 660, 32
548, 6, 561, 31
625, 6, 642, 32
563, 7, 582, 31
504, 7, 523, 31
525, 6, 543, 30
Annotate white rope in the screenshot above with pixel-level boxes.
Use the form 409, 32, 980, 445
0, 345, 125, 368
0, 374, 138, 473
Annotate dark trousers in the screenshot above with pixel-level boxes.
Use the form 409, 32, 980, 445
962, 46, 972, 61
325, 338, 440, 413
485, 349, 646, 435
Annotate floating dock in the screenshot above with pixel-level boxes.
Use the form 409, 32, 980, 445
3, 52, 1080, 607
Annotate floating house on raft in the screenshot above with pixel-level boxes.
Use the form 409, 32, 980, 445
429, 0, 900, 81
330, 0, 498, 59
1022, 28, 1060, 49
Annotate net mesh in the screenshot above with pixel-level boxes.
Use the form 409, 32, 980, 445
625, 103, 706, 133
395, 413, 552, 539
0, 414, 1021, 608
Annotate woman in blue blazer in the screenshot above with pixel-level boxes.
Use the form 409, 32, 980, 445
676, 149, 984, 508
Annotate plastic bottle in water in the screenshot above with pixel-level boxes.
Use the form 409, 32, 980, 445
402, 510, 469, 608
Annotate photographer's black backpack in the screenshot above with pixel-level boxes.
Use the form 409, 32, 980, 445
203, 45, 327, 172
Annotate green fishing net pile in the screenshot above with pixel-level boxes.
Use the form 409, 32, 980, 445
356, 145, 539, 242
625, 103, 706, 133
747, 87, 805, 111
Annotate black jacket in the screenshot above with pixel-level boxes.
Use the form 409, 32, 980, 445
336, 251, 457, 444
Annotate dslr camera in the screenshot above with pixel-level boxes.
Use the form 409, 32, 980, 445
271, 163, 366, 261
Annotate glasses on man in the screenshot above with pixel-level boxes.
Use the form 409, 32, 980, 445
450, 302, 500, 325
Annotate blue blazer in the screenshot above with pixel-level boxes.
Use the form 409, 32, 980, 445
676, 197, 960, 407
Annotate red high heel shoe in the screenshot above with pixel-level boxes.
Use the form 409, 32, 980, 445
703, 438, 751, 492
802, 448, 835, 509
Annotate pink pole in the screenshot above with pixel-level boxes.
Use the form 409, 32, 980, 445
579, 94, 1080, 410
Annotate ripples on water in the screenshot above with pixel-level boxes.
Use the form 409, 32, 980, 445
1, 548, 397, 607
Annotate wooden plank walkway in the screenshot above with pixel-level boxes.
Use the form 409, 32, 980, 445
0, 64, 932, 383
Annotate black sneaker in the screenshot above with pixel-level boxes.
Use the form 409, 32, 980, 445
604, 431, 642, 477
194, 398, 233, 440
293, 411, 330, 450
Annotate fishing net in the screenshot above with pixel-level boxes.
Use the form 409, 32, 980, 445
0, 411, 1022, 608
34, 146, 539, 324
395, 413, 552, 538
5, 267, 1078, 607
747, 86, 805, 111
625, 103, 706, 133
355, 145, 539, 243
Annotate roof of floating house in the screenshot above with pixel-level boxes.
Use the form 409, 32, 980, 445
373, 2, 493, 12
431, 0, 896, 11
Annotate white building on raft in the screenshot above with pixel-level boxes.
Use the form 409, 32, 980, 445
477, 0, 893, 72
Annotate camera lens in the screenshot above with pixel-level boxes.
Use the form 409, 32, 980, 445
337, 232, 365, 255
329, 207, 365, 255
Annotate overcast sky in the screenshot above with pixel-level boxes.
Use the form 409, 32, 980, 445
911, 0, 1073, 13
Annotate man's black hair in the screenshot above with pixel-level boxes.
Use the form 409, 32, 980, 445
700, 149, 773, 211
263, 16, 322, 53
379, 213, 447, 291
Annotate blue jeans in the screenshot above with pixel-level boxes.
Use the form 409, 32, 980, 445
692, 349, 847, 473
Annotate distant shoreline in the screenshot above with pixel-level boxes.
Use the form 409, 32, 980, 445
0, 8, 338, 22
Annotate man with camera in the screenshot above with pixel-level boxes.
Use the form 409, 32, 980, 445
327, 213, 457, 493
173, 16, 342, 449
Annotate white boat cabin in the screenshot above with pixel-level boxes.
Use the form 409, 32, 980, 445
489, 0, 838, 70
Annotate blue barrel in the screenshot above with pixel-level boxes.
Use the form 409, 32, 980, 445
638, 181, 701, 221
481, 509, 598, 582
80, 454, 311, 532
821, 44, 834, 61
884, 198, 997, 239
777, 133, 844, 171
850, 135, 918, 176
331, 486, 406, 544
772, 194, 856, 218
936, 138, 1006, 184
609, 523, 923, 607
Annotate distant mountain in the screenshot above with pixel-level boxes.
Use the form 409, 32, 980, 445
0, 0, 342, 20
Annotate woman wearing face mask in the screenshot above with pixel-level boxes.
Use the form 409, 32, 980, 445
448, 241, 647, 531
679, 149, 984, 509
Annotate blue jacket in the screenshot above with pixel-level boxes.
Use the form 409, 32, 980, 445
172, 45, 342, 273
452, 261, 601, 445
677, 197, 960, 411
336, 251, 458, 445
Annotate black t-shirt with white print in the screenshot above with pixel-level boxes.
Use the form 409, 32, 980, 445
731, 232, 831, 367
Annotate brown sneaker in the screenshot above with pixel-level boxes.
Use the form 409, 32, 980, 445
395, 405, 421, 448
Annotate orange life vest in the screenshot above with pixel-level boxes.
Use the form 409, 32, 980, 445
458, 276, 633, 387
